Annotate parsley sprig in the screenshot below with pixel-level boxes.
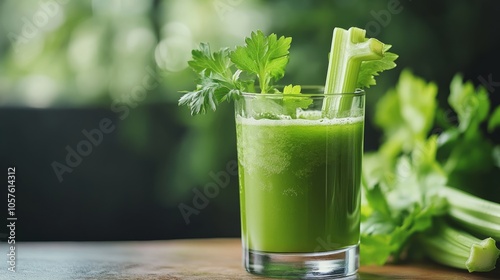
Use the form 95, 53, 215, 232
179, 30, 292, 115
231, 31, 291, 94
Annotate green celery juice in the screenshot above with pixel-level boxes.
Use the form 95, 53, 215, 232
236, 116, 363, 253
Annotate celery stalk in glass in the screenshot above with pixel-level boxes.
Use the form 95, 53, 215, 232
323, 27, 388, 115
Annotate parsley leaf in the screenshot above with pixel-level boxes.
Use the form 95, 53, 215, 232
282, 84, 301, 94
178, 76, 238, 115
282, 85, 314, 118
180, 31, 293, 115
230, 30, 292, 93
179, 43, 243, 115
189, 43, 233, 79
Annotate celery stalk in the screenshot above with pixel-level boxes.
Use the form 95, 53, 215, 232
419, 220, 500, 272
322, 27, 384, 115
442, 186, 500, 240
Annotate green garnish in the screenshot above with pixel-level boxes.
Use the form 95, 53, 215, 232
179, 30, 292, 115
282, 84, 301, 94
180, 28, 397, 116
281, 85, 314, 118
322, 27, 397, 113
179, 43, 244, 115
324, 27, 396, 94
231, 31, 291, 94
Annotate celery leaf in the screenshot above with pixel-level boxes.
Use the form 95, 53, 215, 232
375, 70, 438, 156
357, 45, 398, 88
487, 106, 500, 132
362, 70, 500, 269
448, 75, 490, 134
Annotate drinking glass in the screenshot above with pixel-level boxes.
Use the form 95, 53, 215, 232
234, 86, 364, 278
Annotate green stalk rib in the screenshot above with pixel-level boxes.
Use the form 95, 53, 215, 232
322, 27, 384, 115
442, 186, 500, 240
419, 220, 500, 272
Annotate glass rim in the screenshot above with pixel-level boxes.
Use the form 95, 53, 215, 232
241, 86, 365, 97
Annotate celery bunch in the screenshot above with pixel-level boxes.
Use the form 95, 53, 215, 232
361, 70, 500, 272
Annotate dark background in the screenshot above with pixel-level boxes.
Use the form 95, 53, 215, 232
0, 0, 499, 241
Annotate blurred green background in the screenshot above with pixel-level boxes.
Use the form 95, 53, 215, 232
1, 0, 499, 241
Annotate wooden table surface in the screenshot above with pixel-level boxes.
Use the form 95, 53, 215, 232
2, 238, 499, 279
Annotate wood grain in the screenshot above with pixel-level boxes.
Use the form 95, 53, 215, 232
2, 238, 498, 279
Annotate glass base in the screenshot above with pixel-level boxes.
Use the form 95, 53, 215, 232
244, 245, 359, 279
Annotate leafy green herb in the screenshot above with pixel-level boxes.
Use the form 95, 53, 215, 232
282, 84, 301, 94
188, 43, 233, 79
179, 43, 242, 115
179, 31, 293, 115
231, 30, 292, 94
281, 85, 314, 117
